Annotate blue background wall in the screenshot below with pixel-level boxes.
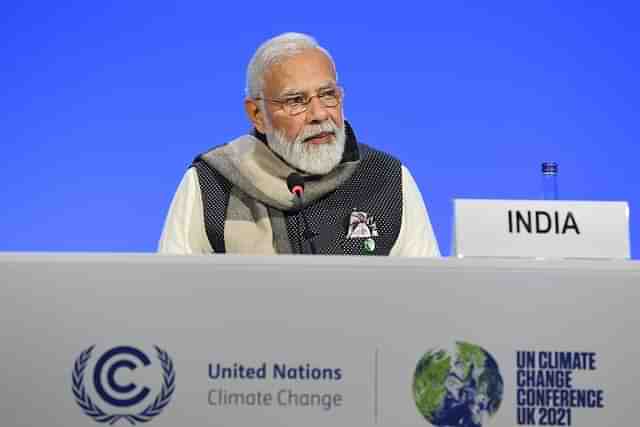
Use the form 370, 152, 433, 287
2, 2, 638, 256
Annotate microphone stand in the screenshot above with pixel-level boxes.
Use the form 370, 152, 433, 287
293, 196, 317, 255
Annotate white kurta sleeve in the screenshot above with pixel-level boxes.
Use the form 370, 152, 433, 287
158, 168, 213, 254
390, 166, 440, 257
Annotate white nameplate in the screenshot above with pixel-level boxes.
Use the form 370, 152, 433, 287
453, 199, 630, 259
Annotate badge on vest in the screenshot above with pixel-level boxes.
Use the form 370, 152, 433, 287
346, 211, 379, 238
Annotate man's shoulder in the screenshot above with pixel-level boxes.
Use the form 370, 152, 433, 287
357, 143, 402, 167
192, 134, 259, 166
187, 134, 259, 193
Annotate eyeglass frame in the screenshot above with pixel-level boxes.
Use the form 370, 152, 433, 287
253, 85, 344, 116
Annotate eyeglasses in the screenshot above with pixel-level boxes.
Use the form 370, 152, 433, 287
255, 86, 343, 116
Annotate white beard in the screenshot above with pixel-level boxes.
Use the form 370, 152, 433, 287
265, 119, 346, 175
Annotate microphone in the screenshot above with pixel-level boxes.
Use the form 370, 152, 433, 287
286, 173, 317, 254
286, 173, 305, 203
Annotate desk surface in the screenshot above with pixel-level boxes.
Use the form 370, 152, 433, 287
1, 253, 638, 427
2, 251, 640, 270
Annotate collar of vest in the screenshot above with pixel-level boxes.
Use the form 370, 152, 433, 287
197, 121, 361, 211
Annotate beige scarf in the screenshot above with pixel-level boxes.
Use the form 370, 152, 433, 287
199, 134, 360, 254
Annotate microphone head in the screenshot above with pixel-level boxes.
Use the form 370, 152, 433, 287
286, 173, 305, 197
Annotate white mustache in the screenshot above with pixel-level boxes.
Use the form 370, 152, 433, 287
297, 121, 338, 143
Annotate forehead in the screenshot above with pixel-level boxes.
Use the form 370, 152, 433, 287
263, 49, 336, 96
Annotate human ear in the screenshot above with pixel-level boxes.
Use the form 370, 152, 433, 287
244, 98, 267, 134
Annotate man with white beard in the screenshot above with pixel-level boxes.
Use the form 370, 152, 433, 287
159, 33, 440, 256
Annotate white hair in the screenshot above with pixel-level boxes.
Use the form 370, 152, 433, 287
245, 32, 337, 98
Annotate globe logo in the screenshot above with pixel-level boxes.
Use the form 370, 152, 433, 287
413, 341, 503, 427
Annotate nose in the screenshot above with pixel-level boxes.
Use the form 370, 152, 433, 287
305, 95, 329, 123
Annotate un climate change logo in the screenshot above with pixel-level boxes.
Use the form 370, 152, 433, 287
72, 346, 175, 425
413, 341, 503, 427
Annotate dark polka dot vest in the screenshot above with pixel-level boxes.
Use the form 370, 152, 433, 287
192, 144, 403, 255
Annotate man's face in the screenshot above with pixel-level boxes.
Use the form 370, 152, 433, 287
256, 49, 346, 175
262, 48, 344, 141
